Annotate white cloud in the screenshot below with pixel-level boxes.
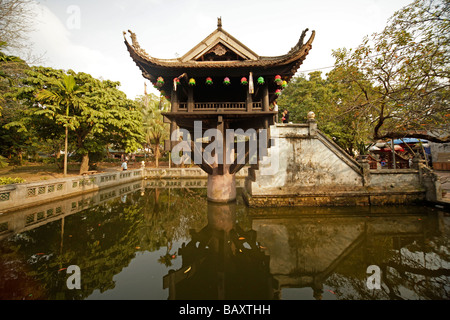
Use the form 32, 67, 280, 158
28, 3, 149, 98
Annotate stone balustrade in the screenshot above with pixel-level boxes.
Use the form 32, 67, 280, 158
0, 166, 249, 214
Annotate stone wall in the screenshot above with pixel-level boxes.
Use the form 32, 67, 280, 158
243, 122, 441, 207
430, 142, 450, 171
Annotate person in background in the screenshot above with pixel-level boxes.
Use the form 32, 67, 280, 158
282, 109, 289, 123
121, 159, 128, 171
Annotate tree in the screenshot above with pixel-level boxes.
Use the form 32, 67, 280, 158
278, 71, 371, 155
0, 43, 37, 163
333, 0, 449, 143
36, 73, 85, 176
0, 41, 26, 115
74, 72, 144, 172
8, 66, 144, 174
0, 0, 35, 52
136, 93, 170, 167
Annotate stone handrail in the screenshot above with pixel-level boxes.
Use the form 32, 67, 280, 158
0, 169, 143, 214
0, 166, 249, 214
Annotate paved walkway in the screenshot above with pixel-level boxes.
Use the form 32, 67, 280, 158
435, 170, 450, 203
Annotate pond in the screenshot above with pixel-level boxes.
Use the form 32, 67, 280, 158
0, 180, 449, 300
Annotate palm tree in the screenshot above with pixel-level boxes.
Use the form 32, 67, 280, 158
138, 93, 169, 167
36, 74, 85, 176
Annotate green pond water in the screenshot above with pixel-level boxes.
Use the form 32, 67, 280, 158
0, 181, 449, 300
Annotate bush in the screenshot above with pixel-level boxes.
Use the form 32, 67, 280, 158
0, 177, 26, 185
0, 155, 8, 168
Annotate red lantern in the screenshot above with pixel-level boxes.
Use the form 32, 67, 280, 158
156, 76, 164, 87
275, 75, 282, 85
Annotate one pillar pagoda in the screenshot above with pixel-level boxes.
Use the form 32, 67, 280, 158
124, 18, 315, 202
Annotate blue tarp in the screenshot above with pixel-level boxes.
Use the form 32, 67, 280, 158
393, 138, 428, 144
392, 138, 430, 154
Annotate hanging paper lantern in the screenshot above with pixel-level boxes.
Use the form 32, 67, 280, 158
173, 77, 180, 85
205, 77, 213, 85
281, 80, 287, 88
257, 76, 265, 85
275, 89, 282, 96
189, 78, 196, 86
156, 76, 164, 87
274, 75, 282, 85
274, 75, 282, 80
241, 77, 248, 85
223, 77, 230, 85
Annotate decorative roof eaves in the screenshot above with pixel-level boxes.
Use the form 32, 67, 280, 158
124, 28, 315, 72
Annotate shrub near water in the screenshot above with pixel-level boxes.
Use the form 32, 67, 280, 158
0, 177, 26, 185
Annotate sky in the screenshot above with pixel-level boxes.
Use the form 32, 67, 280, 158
23, 0, 413, 100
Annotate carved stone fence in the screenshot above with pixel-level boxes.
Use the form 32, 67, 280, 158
0, 167, 249, 214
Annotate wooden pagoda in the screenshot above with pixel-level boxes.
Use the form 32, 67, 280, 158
124, 18, 315, 202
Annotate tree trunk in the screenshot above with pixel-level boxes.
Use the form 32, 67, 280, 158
64, 126, 68, 176
80, 153, 89, 174
155, 143, 160, 168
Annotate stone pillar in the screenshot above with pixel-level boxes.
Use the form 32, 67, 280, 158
358, 158, 371, 186
207, 171, 236, 202
411, 156, 425, 170
307, 111, 317, 137
207, 120, 237, 203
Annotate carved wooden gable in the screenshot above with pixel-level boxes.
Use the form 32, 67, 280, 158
180, 27, 259, 63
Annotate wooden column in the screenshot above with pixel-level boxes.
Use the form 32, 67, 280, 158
187, 86, 194, 112
171, 88, 179, 112
262, 83, 269, 112
246, 89, 253, 112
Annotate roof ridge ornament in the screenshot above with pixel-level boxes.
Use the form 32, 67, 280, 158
124, 29, 150, 58
289, 28, 309, 54
217, 17, 222, 28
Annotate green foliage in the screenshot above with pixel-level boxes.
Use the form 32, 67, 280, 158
278, 71, 371, 155
4, 66, 145, 172
280, 0, 449, 149
0, 46, 34, 161
0, 155, 8, 168
135, 93, 170, 166
0, 177, 25, 185
331, 0, 449, 143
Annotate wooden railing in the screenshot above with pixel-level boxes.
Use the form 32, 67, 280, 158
178, 102, 262, 111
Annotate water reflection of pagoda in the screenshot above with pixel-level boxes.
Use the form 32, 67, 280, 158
251, 208, 447, 300
163, 206, 448, 300
124, 18, 315, 202
162, 202, 278, 300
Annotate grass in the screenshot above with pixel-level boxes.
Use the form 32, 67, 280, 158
0, 162, 83, 183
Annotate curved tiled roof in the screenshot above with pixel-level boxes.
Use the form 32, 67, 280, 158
124, 26, 315, 81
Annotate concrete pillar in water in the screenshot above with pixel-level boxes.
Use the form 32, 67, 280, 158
207, 171, 236, 202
